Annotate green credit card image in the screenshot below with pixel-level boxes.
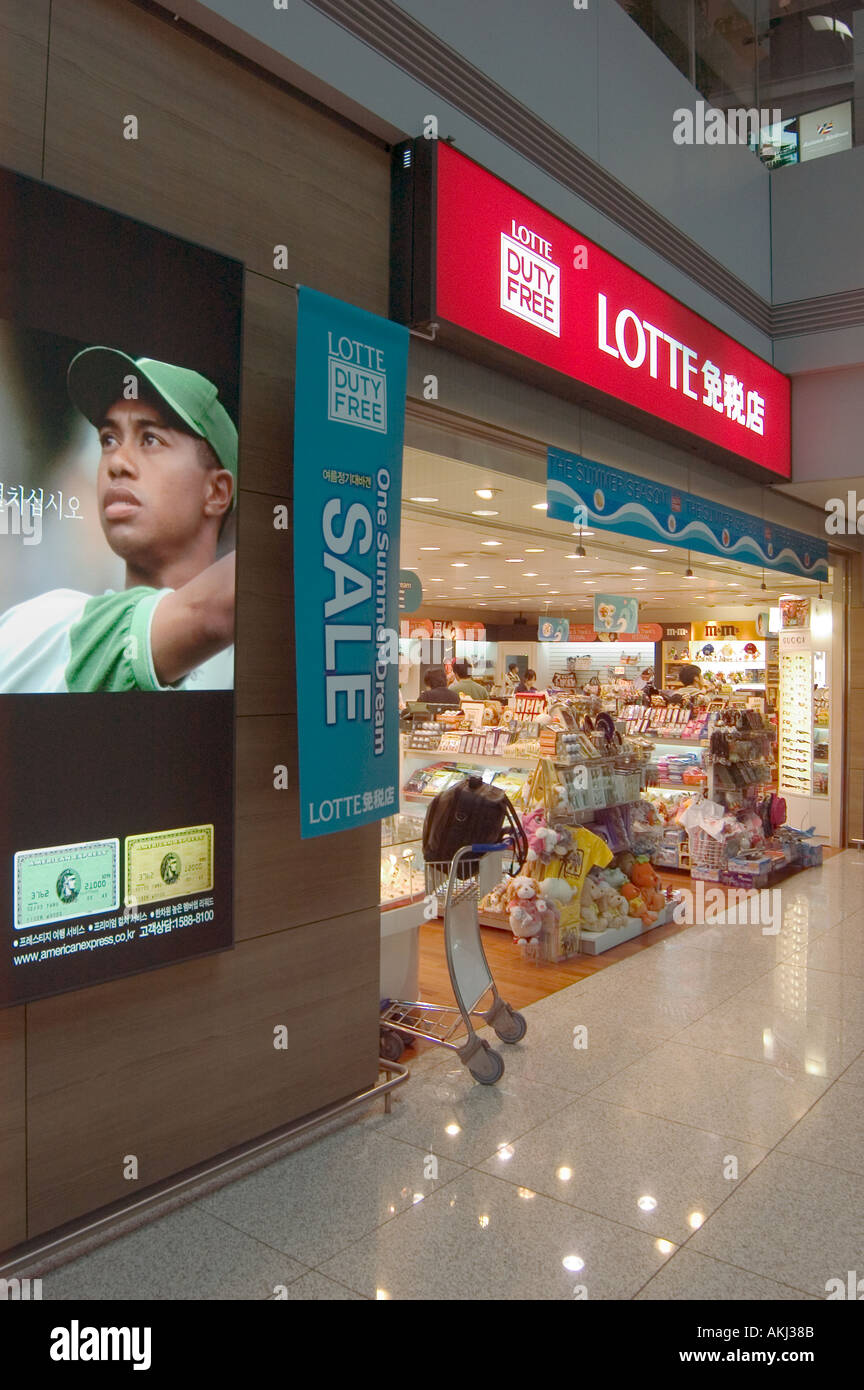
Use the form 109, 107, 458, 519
14, 838, 120, 931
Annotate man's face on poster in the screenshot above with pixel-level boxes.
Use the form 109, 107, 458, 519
96, 398, 231, 569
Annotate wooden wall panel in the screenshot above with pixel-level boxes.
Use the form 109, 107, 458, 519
234, 718, 380, 940
26, 910, 380, 1237
42, 0, 390, 313
240, 274, 297, 498
0, 1007, 26, 1250
235, 486, 295, 718
0, 0, 50, 178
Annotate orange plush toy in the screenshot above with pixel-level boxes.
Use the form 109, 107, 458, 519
630, 859, 659, 892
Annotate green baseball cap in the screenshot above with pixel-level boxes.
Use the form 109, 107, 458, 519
67, 347, 238, 507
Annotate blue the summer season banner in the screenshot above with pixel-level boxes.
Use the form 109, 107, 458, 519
293, 287, 409, 839
547, 447, 829, 582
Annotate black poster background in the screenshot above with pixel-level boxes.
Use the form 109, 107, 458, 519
0, 167, 242, 1006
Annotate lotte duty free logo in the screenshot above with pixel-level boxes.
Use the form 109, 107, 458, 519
327, 331, 388, 433
500, 221, 561, 337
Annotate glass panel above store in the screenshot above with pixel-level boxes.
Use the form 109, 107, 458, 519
617, 0, 862, 165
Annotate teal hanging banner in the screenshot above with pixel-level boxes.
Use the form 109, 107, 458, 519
538, 616, 569, 642
594, 594, 639, 637
293, 287, 409, 838
547, 448, 828, 582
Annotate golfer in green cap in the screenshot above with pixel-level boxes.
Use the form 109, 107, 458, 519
0, 347, 237, 692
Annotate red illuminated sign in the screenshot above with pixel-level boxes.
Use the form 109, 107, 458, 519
395, 143, 790, 479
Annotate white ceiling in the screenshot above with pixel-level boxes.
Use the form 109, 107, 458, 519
400, 448, 833, 617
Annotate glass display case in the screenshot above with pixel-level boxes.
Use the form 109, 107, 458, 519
380, 813, 426, 909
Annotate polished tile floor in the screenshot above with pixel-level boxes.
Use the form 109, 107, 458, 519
40, 851, 864, 1300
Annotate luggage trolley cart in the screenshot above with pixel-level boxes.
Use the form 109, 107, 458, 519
380, 841, 527, 1085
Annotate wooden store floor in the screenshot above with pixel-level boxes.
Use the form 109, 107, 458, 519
417, 854, 843, 1014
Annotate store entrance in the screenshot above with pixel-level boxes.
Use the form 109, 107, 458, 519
380, 449, 841, 1014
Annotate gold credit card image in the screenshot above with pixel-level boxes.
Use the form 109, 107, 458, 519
124, 824, 214, 907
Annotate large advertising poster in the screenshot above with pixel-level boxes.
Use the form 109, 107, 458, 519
0, 167, 242, 1007
293, 287, 409, 839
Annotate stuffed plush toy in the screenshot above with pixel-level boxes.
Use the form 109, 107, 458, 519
542, 876, 574, 907
602, 866, 629, 890
631, 859, 659, 891
521, 809, 558, 866
552, 825, 573, 858
615, 851, 637, 878
508, 877, 559, 957
509, 877, 547, 941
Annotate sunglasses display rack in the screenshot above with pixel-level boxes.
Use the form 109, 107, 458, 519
778, 652, 812, 796
776, 648, 830, 801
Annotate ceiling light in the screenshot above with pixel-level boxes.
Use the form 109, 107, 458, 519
524, 572, 538, 577
419, 546, 440, 551
453, 586, 466, 590
472, 575, 490, 579
532, 502, 548, 511
657, 571, 674, 575
472, 509, 499, 517
549, 590, 560, 594
647, 548, 667, 553
630, 565, 648, 571
504, 558, 524, 563
481, 541, 502, 547
475, 488, 496, 499
537, 582, 550, 586
493, 585, 506, 589
451, 562, 467, 568
409, 496, 438, 502
525, 548, 544, 553
428, 578, 443, 583
685, 550, 695, 578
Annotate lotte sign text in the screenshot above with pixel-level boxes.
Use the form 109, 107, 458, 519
395, 143, 790, 479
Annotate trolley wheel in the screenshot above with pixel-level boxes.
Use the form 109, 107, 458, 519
468, 1040, 505, 1085
493, 1008, 527, 1044
379, 1029, 405, 1063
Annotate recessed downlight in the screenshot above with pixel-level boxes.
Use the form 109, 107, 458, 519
409, 496, 438, 502
532, 502, 548, 511
525, 548, 544, 553
475, 488, 496, 500
451, 562, 467, 568
472, 509, 500, 517
481, 541, 502, 547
